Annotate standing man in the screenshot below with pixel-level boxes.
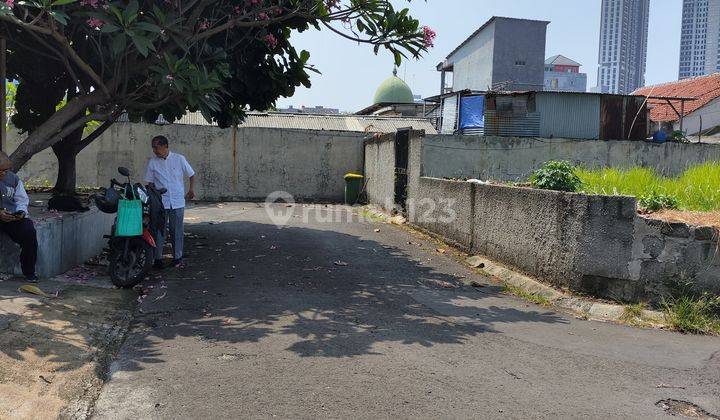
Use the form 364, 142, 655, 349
0, 151, 38, 282
144, 136, 195, 268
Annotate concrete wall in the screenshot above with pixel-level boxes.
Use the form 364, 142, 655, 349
450, 20, 495, 91
631, 217, 720, 298
7, 124, 365, 202
401, 132, 719, 303
0, 208, 114, 278
491, 19, 547, 91
421, 135, 720, 181
364, 134, 396, 211
544, 71, 588, 93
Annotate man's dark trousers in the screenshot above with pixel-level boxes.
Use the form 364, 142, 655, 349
0, 219, 38, 276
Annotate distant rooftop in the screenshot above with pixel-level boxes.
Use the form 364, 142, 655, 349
633, 73, 717, 122
545, 54, 581, 67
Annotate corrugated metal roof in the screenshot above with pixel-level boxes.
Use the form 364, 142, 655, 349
632, 74, 717, 122
120, 111, 436, 134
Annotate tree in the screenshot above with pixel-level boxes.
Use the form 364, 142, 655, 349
0, 0, 434, 193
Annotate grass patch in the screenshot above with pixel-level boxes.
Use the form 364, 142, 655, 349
576, 162, 720, 211
619, 303, 654, 327
662, 294, 720, 335
502, 283, 552, 307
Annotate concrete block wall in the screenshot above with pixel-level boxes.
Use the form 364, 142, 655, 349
631, 218, 720, 299
422, 135, 720, 182
364, 134, 396, 211
0, 208, 114, 278
397, 132, 720, 303
8, 124, 366, 202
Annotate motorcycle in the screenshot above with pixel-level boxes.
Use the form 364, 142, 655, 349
94, 166, 166, 288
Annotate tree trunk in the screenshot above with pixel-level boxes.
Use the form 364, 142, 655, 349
9, 91, 105, 171
51, 127, 83, 195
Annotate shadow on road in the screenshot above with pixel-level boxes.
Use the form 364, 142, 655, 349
113, 213, 567, 372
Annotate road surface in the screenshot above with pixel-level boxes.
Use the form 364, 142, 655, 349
93, 203, 720, 419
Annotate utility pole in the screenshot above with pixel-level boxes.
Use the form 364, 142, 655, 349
0, 37, 6, 153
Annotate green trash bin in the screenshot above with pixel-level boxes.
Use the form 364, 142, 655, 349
344, 173, 364, 205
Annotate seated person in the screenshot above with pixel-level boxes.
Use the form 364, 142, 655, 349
0, 151, 38, 282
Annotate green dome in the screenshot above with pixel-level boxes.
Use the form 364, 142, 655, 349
373, 72, 414, 104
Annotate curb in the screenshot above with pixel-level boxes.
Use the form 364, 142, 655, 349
361, 205, 667, 328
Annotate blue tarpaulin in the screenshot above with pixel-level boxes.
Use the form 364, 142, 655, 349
459, 95, 485, 129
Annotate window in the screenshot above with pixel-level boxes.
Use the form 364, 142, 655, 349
515, 60, 526, 66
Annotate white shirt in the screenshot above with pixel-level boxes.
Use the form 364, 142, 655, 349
144, 151, 195, 209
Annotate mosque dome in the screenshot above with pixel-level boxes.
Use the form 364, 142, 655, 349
373, 69, 414, 104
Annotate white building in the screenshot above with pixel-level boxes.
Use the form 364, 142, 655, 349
679, 0, 720, 79
597, 0, 650, 94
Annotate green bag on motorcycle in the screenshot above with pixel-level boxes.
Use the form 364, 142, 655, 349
116, 185, 143, 237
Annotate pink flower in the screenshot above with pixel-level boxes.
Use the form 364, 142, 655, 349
263, 34, 277, 49
86, 17, 105, 28
257, 12, 268, 20
80, 0, 98, 7
4, 0, 14, 8
422, 26, 436, 48
165, 74, 174, 81
198, 19, 210, 30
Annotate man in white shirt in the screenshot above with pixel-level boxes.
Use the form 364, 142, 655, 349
144, 136, 196, 268
0, 151, 38, 281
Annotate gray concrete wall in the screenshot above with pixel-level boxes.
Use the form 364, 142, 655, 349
491, 19, 547, 90
364, 135, 396, 211
631, 217, 720, 298
404, 132, 719, 303
421, 135, 720, 181
7, 124, 365, 202
450, 20, 495, 91
0, 208, 114, 278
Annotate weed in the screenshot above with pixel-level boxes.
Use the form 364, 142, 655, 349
576, 162, 720, 211
530, 160, 582, 192
502, 283, 552, 307
662, 294, 720, 335
638, 192, 679, 212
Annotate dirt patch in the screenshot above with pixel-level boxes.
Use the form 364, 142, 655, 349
646, 210, 720, 230
0, 280, 134, 419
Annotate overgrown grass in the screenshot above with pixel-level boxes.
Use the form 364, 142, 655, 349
575, 162, 720, 212
502, 283, 552, 307
662, 294, 720, 335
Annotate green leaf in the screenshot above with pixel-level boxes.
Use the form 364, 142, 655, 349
48, 10, 69, 25
300, 50, 310, 63
393, 50, 402, 67
100, 23, 121, 33
125, 0, 138, 19
134, 21, 162, 33
51, 0, 76, 6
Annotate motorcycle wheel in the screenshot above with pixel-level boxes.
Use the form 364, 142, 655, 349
109, 238, 154, 289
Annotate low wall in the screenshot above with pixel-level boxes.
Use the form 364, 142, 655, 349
7, 124, 365, 202
364, 134, 396, 210
422, 135, 720, 181
631, 218, 720, 298
0, 208, 114, 278
402, 133, 719, 303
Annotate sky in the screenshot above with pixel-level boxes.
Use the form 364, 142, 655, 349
275, 0, 683, 113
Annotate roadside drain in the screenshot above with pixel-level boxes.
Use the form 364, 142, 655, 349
656, 399, 718, 419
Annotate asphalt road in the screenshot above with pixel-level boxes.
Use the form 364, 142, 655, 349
93, 203, 720, 419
